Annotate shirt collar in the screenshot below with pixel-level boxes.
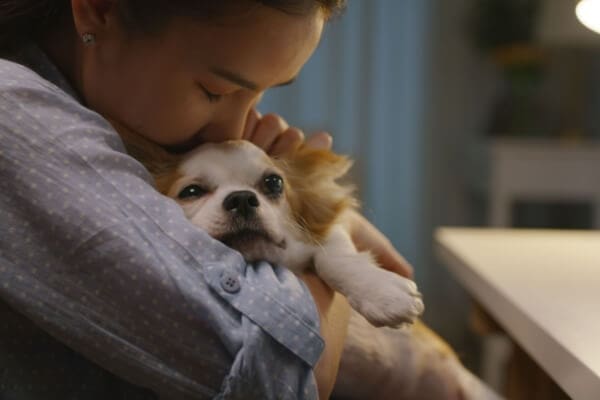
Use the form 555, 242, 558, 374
16, 44, 82, 102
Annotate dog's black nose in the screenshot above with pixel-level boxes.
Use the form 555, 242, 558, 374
223, 190, 260, 218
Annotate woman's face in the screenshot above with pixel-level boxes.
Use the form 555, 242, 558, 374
78, 5, 324, 150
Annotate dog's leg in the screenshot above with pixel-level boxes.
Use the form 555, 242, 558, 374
313, 225, 424, 327
333, 311, 504, 400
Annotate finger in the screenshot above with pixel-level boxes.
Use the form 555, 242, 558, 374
373, 241, 414, 279
242, 108, 262, 140
353, 227, 414, 278
305, 131, 333, 150
349, 212, 414, 278
249, 113, 288, 150
268, 127, 305, 157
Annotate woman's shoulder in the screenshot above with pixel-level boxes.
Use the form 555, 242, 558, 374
0, 56, 67, 99
0, 58, 91, 122
0, 56, 79, 117
0, 56, 121, 149
0, 56, 37, 78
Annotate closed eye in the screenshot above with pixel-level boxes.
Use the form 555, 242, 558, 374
197, 83, 223, 103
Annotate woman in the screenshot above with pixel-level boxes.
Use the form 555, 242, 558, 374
0, 1, 413, 399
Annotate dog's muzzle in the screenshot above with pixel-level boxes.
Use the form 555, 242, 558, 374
218, 190, 286, 253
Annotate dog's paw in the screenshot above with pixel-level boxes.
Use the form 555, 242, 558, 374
347, 269, 424, 328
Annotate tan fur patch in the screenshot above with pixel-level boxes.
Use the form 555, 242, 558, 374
276, 146, 358, 241
413, 320, 458, 359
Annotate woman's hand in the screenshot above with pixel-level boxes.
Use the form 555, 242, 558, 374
243, 108, 332, 156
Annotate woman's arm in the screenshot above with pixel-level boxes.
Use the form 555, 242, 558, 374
301, 273, 351, 400
345, 210, 414, 278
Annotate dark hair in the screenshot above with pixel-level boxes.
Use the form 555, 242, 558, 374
0, 0, 346, 55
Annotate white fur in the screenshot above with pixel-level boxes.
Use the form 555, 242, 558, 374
312, 225, 423, 328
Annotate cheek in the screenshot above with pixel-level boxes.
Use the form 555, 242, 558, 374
112, 83, 210, 145
180, 197, 224, 232
124, 88, 211, 146
179, 196, 210, 219
260, 199, 290, 225
278, 195, 303, 230
84, 50, 211, 145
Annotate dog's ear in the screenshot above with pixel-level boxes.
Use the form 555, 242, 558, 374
108, 119, 182, 194
277, 146, 358, 240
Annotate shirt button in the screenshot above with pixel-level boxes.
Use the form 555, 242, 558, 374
220, 271, 241, 293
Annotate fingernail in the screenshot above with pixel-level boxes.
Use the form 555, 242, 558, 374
307, 132, 332, 149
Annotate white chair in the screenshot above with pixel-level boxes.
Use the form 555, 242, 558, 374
489, 138, 600, 228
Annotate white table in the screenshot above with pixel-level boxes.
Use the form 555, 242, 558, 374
435, 227, 600, 400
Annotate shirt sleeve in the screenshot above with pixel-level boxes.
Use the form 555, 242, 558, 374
0, 61, 324, 400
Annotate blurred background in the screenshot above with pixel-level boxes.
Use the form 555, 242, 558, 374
260, 0, 600, 395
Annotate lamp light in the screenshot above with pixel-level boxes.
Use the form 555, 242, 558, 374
537, 0, 600, 46
576, 0, 600, 34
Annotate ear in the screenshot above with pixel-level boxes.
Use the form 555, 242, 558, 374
71, 0, 118, 39
277, 146, 358, 240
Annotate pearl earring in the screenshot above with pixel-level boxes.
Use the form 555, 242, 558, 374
82, 33, 96, 45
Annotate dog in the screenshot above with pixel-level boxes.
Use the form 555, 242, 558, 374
122, 128, 424, 328
113, 121, 502, 400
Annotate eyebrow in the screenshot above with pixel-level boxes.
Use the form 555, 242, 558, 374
210, 67, 297, 91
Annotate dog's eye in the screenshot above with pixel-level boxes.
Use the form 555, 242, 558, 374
263, 174, 283, 196
177, 184, 207, 200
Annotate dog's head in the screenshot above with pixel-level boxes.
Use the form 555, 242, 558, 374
168, 141, 357, 264
163, 140, 296, 262
113, 120, 356, 264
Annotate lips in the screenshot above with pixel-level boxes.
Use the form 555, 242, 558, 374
217, 228, 286, 250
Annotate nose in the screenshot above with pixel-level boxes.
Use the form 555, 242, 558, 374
223, 190, 260, 218
205, 98, 261, 142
